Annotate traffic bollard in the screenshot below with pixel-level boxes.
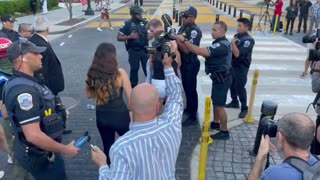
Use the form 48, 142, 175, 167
216, 13, 220, 22
233, 7, 237, 18
228, 5, 231, 15
198, 97, 213, 180
249, 101, 278, 156
224, 3, 227, 12
249, 13, 254, 31
273, 15, 279, 35
244, 70, 259, 123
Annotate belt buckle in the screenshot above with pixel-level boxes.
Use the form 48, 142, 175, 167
47, 152, 55, 163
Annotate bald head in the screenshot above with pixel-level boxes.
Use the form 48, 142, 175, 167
278, 113, 315, 150
130, 83, 159, 119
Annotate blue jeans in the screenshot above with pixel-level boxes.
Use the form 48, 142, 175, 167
271, 14, 281, 31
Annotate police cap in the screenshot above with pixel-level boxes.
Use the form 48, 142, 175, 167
130, 5, 143, 15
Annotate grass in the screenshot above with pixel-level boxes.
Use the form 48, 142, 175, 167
257, 1, 267, 6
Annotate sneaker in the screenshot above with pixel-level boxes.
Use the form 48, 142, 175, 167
225, 101, 240, 108
7, 155, 13, 164
238, 110, 248, 118
0, 171, 4, 179
211, 130, 230, 140
110, 27, 113, 30
97, 27, 103, 32
182, 117, 198, 127
210, 121, 220, 130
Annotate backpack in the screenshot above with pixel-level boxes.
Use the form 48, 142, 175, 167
284, 156, 320, 180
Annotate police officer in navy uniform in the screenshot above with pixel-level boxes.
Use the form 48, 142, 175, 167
3, 40, 79, 179
117, 5, 148, 88
176, 6, 202, 127
177, 21, 232, 140
0, 15, 19, 42
225, 18, 255, 119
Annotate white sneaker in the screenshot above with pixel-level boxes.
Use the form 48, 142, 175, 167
8, 154, 13, 164
110, 27, 113, 30
97, 27, 103, 32
0, 171, 4, 179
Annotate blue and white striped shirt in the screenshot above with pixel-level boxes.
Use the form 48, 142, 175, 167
99, 67, 183, 180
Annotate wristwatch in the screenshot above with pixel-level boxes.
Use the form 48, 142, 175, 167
182, 38, 188, 43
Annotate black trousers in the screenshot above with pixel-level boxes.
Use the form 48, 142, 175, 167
229, 65, 249, 110
24, 154, 66, 180
310, 115, 320, 155
181, 59, 200, 118
128, 48, 148, 88
139, 0, 143, 5
285, 17, 296, 33
96, 110, 130, 165
297, 15, 308, 32
134, 0, 138, 5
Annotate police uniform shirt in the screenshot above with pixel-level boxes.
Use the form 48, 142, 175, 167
206, 36, 231, 72
119, 19, 148, 48
0, 27, 19, 42
178, 24, 202, 61
232, 32, 255, 67
4, 70, 42, 127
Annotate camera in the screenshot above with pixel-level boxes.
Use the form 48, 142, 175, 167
303, 28, 320, 60
146, 14, 177, 60
261, 117, 278, 137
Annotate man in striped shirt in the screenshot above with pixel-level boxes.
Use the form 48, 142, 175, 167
309, 0, 320, 34
91, 53, 184, 180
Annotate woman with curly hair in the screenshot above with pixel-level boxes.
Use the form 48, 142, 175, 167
85, 43, 131, 165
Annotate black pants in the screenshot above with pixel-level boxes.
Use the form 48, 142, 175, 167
134, 0, 138, 5
96, 110, 130, 165
181, 59, 200, 118
285, 17, 296, 33
297, 15, 308, 32
24, 154, 66, 180
128, 48, 148, 88
310, 115, 320, 155
229, 65, 249, 110
139, 0, 143, 5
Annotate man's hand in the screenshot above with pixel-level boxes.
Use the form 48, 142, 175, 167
231, 38, 238, 44
257, 135, 271, 160
163, 53, 173, 68
91, 146, 107, 167
64, 140, 80, 158
129, 31, 138, 40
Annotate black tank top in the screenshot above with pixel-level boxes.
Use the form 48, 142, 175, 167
96, 87, 128, 112
152, 53, 178, 80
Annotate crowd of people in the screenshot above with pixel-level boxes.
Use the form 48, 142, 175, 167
0, 1, 319, 179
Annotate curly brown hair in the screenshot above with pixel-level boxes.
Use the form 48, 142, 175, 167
85, 43, 120, 105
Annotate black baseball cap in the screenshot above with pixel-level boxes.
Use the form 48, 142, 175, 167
7, 38, 46, 61
1, 14, 16, 22
182, 6, 197, 17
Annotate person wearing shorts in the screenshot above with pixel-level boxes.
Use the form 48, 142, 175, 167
97, 1, 113, 32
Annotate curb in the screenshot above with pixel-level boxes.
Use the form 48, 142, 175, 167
49, 2, 133, 35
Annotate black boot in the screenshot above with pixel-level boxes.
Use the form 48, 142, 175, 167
225, 101, 239, 108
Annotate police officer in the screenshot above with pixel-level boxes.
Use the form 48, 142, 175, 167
225, 18, 255, 119
177, 21, 232, 140
3, 40, 79, 179
117, 5, 148, 88
0, 15, 19, 42
176, 6, 202, 127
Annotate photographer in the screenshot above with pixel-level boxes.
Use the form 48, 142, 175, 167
145, 18, 181, 113
248, 113, 318, 180
176, 21, 231, 140
310, 41, 320, 155
300, 31, 318, 78
225, 18, 255, 119
269, 0, 284, 32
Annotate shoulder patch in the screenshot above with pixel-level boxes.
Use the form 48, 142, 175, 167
244, 40, 250, 48
17, 93, 33, 111
211, 43, 220, 49
191, 30, 198, 39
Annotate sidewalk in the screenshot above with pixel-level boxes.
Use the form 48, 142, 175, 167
1, 1, 131, 34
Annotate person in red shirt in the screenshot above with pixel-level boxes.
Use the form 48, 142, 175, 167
270, 0, 284, 32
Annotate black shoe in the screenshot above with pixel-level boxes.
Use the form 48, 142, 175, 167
211, 130, 230, 140
297, 30, 300, 33
210, 121, 220, 130
238, 110, 248, 118
289, 32, 293, 35
284, 32, 288, 34
63, 129, 72, 135
225, 101, 239, 108
182, 117, 198, 127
